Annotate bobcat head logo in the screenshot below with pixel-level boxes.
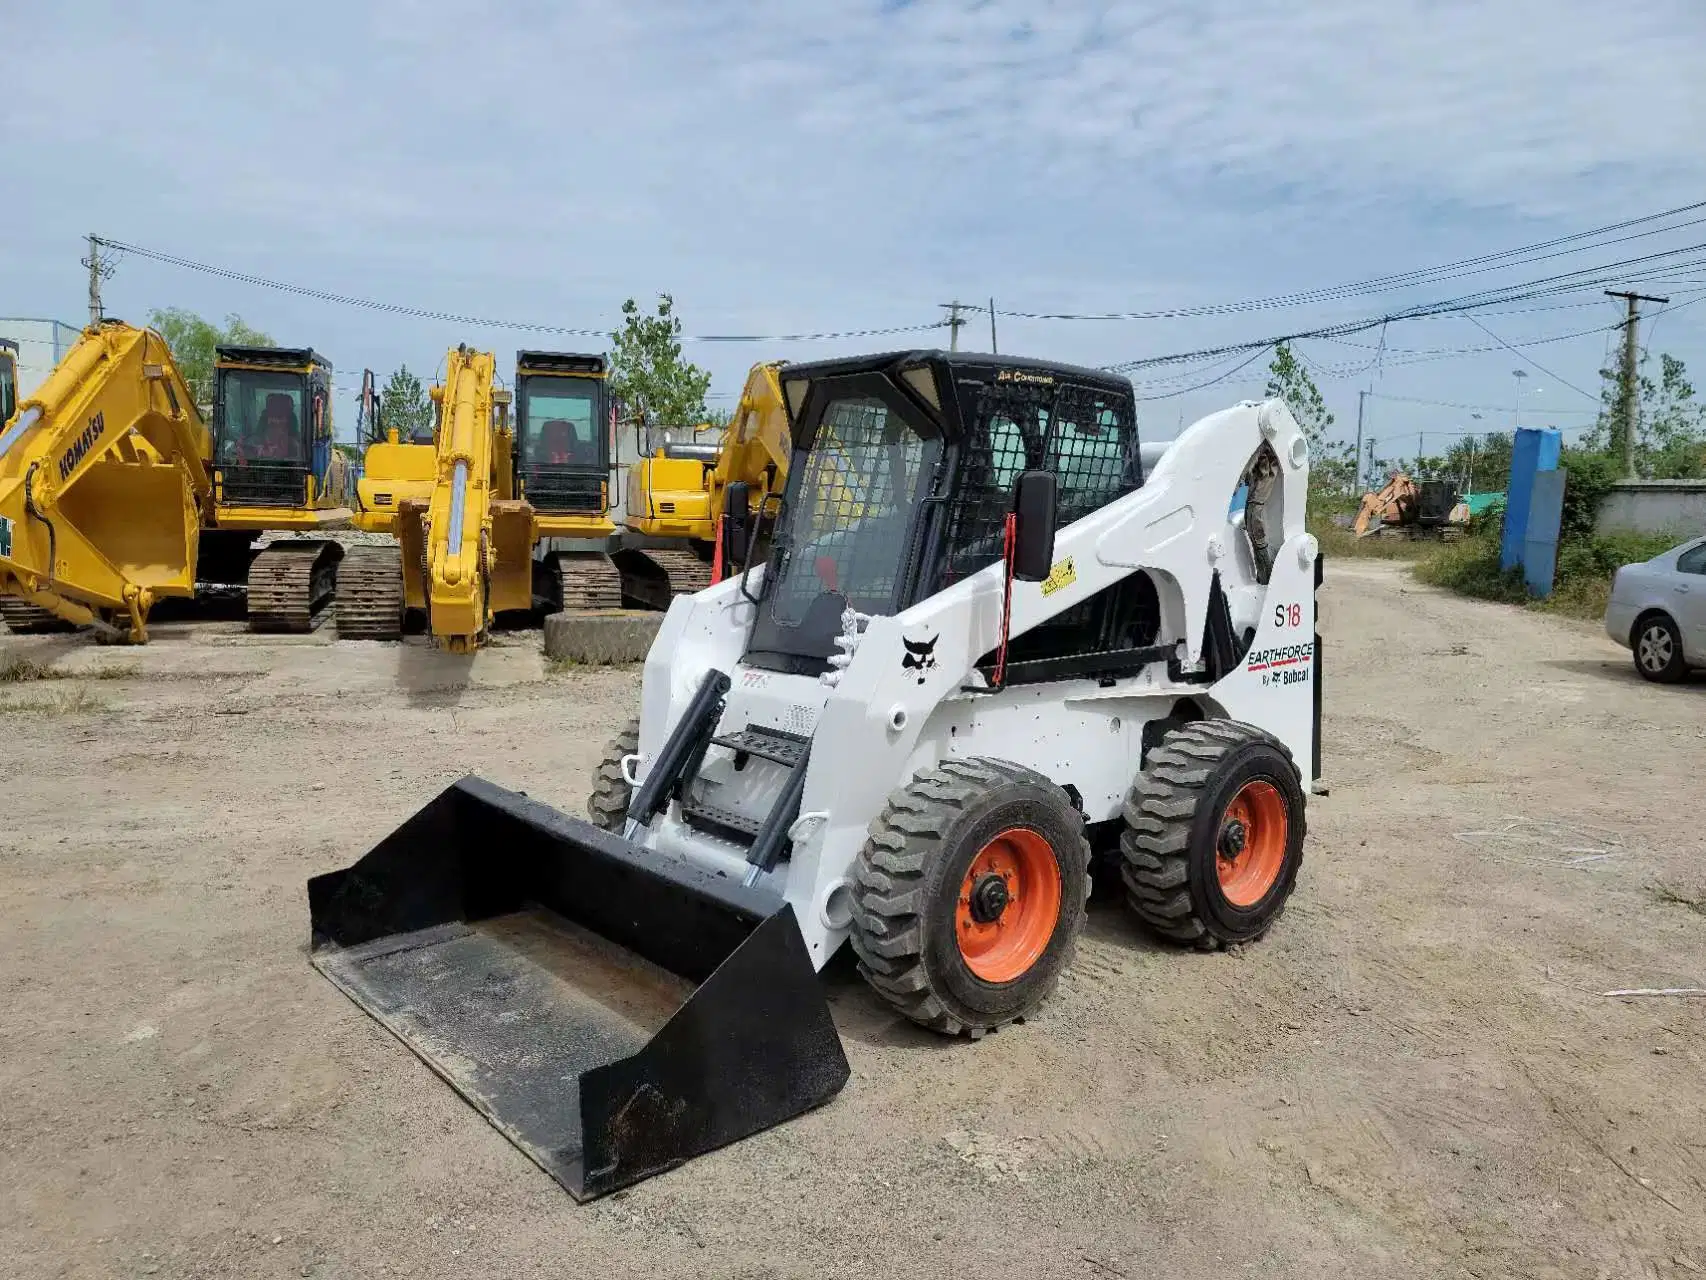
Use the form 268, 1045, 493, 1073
901, 633, 939, 685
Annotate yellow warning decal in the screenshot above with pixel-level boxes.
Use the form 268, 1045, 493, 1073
1040, 556, 1077, 597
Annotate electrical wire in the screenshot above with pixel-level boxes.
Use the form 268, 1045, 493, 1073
996, 200, 1706, 321
92, 237, 949, 344
1459, 315, 1600, 401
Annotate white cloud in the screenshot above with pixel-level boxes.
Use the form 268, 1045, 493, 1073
4, 0, 1702, 439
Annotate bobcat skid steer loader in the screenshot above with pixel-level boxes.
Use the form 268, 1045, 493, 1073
307, 349, 1323, 1201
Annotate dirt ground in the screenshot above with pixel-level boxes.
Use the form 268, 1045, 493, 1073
4, 560, 1706, 1279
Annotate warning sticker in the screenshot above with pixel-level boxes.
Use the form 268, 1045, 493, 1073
1040, 556, 1077, 597
0, 515, 11, 559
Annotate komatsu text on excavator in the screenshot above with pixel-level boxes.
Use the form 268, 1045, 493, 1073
310, 347, 1325, 1201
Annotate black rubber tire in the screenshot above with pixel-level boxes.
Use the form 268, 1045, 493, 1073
586, 717, 639, 832
849, 757, 1091, 1039
1120, 719, 1306, 950
1632, 611, 1688, 684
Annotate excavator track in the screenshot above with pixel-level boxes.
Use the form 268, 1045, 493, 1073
335, 546, 405, 641
639, 548, 714, 599
246, 541, 342, 633
0, 598, 76, 634
556, 552, 624, 612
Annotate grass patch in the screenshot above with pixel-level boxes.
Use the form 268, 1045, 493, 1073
1312, 522, 1435, 561
0, 656, 64, 683
546, 656, 579, 675
0, 656, 138, 683
1414, 527, 1679, 621
0, 686, 111, 716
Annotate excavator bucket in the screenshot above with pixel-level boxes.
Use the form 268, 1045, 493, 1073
306, 776, 850, 1201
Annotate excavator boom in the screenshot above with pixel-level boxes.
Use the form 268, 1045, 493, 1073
396, 345, 511, 652
0, 321, 211, 641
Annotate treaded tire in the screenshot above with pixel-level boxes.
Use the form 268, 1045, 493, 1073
849, 757, 1091, 1039
1632, 611, 1687, 683
1120, 719, 1306, 950
586, 717, 639, 832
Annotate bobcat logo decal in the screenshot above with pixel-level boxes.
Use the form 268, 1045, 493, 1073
901, 633, 939, 684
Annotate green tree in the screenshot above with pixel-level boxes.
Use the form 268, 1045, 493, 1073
608, 295, 712, 428
1586, 350, 1706, 477
381, 365, 434, 443
1265, 341, 1335, 452
147, 307, 272, 409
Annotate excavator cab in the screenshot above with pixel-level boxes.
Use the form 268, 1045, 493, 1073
514, 351, 612, 519
0, 339, 18, 426
206, 346, 350, 632
211, 346, 331, 507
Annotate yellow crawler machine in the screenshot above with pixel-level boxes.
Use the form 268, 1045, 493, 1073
339, 346, 530, 647
340, 369, 435, 639
0, 321, 211, 642
620, 359, 791, 595
0, 334, 66, 631
512, 350, 627, 610
200, 345, 352, 632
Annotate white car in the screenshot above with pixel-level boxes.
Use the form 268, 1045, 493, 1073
1605, 535, 1706, 682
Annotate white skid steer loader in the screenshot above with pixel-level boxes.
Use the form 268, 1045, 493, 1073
307, 349, 1323, 1201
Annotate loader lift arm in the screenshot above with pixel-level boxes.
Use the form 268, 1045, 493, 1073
0, 321, 211, 642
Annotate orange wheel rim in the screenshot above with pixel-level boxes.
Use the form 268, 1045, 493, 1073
1216, 780, 1288, 908
955, 828, 1061, 983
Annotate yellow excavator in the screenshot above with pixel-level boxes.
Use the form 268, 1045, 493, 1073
0, 320, 212, 642
619, 359, 791, 595
340, 368, 437, 638
338, 345, 531, 648
198, 344, 354, 631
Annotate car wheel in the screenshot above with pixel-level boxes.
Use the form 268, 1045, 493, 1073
1632, 612, 1687, 683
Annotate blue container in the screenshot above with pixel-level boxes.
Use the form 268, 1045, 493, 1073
1500, 428, 1562, 572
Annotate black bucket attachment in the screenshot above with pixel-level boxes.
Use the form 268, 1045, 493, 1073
306, 775, 851, 1201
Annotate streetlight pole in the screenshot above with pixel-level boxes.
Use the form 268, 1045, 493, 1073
1512, 368, 1527, 428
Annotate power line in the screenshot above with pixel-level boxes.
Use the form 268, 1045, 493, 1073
1459, 314, 1600, 401
1100, 239, 1706, 376
92, 236, 948, 344
995, 200, 1706, 322
1364, 391, 1598, 416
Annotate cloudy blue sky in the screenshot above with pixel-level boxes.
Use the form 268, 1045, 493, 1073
5, 0, 1705, 458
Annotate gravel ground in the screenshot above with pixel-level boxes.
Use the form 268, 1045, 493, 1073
3, 560, 1705, 1279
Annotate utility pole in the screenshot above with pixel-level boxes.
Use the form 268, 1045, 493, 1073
988, 297, 998, 354
1606, 289, 1669, 477
84, 234, 106, 326
940, 302, 969, 352
1366, 437, 1376, 483
1354, 390, 1366, 492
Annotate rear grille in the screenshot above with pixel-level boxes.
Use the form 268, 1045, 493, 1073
220, 463, 309, 507
523, 467, 605, 514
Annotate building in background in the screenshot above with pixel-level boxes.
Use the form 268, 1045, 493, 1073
0, 318, 81, 396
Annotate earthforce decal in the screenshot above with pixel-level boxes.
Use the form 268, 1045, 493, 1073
58, 411, 107, 482
1246, 639, 1313, 688
901, 633, 939, 683
1039, 556, 1077, 598
0, 514, 11, 559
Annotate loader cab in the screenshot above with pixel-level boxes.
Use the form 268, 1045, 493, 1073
212, 346, 335, 508
743, 351, 1146, 678
0, 339, 16, 426
514, 351, 611, 516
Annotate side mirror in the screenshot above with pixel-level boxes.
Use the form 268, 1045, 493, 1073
722, 480, 752, 572
1011, 470, 1057, 583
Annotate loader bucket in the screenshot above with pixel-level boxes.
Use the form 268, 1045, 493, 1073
306, 775, 850, 1201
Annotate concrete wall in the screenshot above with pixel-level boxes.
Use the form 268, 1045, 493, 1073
0, 318, 82, 396
1595, 479, 1706, 537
